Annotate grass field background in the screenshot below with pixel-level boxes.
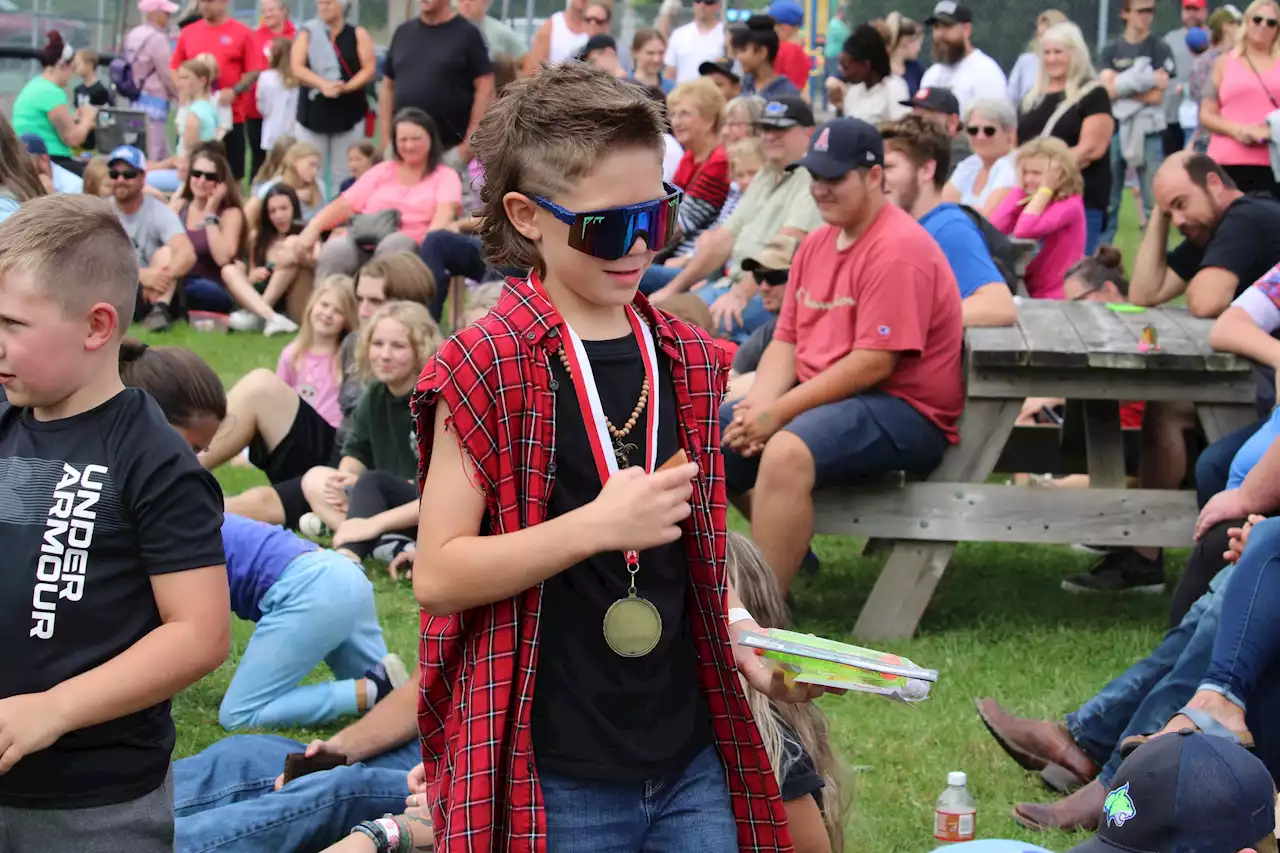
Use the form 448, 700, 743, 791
164, 198, 1166, 852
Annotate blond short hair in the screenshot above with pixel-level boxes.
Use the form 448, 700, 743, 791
356, 301, 443, 381
1017, 136, 1084, 199
728, 137, 764, 170
668, 78, 727, 133
0, 195, 137, 333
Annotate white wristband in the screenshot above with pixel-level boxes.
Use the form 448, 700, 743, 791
728, 607, 753, 626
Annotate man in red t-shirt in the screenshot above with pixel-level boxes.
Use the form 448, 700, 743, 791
722, 117, 965, 591
767, 0, 812, 92
243, 0, 296, 174
171, 0, 266, 179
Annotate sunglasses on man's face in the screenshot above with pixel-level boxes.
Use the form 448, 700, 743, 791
694, 0, 719, 5
189, 168, 219, 181
966, 124, 999, 137
756, 269, 790, 287
534, 183, 683, 261
109, 168, 140, 180
1255, 14, 1279, 27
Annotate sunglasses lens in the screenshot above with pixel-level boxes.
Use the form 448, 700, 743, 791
566, 192, 682, 260
762, 271, 788, 286
109, 169, 138, 179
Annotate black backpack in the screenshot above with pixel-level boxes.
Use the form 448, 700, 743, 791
959, 204, 1017, 290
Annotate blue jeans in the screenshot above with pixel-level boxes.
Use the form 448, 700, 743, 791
181, 277, 235, 315
174, 734, 420, 853
1101, 132, 1166, 246
720, 390, 948, 494
639, 263, 687, 296
539, 745, 737, 853
218, 550, 388, 730
1067, 563, 1232, 785
693, 280, 773, 344
417, 230, 487, 322
1084, 207, 1106, 256
1201, 516, 1280, 779
1195, 416, 1268, 507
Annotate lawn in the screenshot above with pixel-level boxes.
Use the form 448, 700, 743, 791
162, 198, 1169, 852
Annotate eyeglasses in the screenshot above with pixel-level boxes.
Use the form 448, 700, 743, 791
756, 269, 789, 287
189, 168, 218, 181
534, 183, 683, 260
108, 168, 140, 180
966, 125, 999, 137
584, 15, 608, 24
1254, 14, 1279, 27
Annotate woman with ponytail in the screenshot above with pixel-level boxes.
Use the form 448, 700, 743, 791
13, 31, 99, 175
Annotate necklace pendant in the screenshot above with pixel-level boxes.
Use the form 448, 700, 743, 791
613, 439, 638, 468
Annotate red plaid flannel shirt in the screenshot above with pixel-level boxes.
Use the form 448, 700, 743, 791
411, 279, 792, 852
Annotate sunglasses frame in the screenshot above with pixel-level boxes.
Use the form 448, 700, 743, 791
534, 182, 684, 260
108, 168, 141, 180
756, 269, 790, 287
189, 169, 219, 182
966, 125, 999, 137
1254, 14, 1279, 27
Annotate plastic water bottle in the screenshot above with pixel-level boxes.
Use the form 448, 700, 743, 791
934, 771, 976, 843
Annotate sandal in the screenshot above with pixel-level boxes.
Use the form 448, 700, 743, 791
1119, 705, 1255, 758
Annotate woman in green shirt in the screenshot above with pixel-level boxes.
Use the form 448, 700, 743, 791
12, 31, 99, 175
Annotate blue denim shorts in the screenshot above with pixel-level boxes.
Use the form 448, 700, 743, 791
181, 276, 235, 315
720, 390, 949, 493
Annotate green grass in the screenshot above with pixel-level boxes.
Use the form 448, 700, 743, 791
163, 199, 1165, 852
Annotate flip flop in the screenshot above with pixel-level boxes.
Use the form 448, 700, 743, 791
1118, 705, 1255, 758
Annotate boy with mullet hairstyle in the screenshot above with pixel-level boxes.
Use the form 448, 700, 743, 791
0, 195, 230, 852
407, 64, 830, 853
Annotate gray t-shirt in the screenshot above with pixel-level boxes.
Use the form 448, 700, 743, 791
111, 195, 185, 268
476, 15, 525, 61
1100, 34, 1177, 101
1163, 27, 1194, 124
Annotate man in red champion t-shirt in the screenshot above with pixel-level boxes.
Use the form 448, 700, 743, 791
171, 0, 266, 180
721, 117, 965, 592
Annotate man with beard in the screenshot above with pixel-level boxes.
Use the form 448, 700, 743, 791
104, 146, 196, 333
917, 1, 1006, 116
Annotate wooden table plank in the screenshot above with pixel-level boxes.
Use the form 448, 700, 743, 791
1015, 301, 1089, 368
1164, 308, 1250, 371
1107, 306, 1207, 370
965, 323, 1029, 367
1059, 301, 1149, 369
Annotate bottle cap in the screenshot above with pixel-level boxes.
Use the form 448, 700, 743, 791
948, 771, 966, 787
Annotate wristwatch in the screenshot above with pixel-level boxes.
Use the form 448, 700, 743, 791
205, 214, 220, 226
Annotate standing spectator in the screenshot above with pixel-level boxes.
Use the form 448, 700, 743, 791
828, 24, 910, 125
721, 117, 962, 592
71, 49, 110, 153
1202, 0, 1280, 196
523, 0, 589, 71
381, 0, 494, 172
823, 4, 850, 99
12, 32, 97, 176
243, 0, 297, 177
1007, 10, 1069, 105
175, 58, 220, 154
919, 1, 1008, 116
1163, 0, 1210, 157
876, 12, 925, 95
733, 15, 802, 99
1188, 6, 1245, 152
171, 0, 265, 180
766, 0, 812, 93
457, 0, 525, 64
256, 37, 298, 154
292, 0, 376, 194
125, 0, 180, 163
944, 97, 1018, 213
0, 115, 45, 224
1098, 0, 1176, 246
665, 0, 723, 84
632, 28, 672, 92
1019, 22, 1115, 254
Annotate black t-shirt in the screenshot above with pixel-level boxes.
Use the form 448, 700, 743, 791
1018, 86, 1114, 213
777, 716, 825, 809
0, 389, 225, 808
1099, 34, 1176, 78
531, 333, 712, 781
74, 81, 111, 151
385, 15, 492, 150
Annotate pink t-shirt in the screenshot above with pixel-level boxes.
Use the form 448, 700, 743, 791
988, 188, 1086, 300
277, 343, 343, 428
342, 161, 463, 244
775, 204, 965, 442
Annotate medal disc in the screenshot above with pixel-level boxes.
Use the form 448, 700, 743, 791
602, 595, 662, 657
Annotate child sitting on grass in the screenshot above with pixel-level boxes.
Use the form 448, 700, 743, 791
0, 195, 229, 852
340, 141, 380, 194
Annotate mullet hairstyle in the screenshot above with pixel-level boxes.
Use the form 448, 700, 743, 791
0, 195, 137, 334
879, 114, 951, 189
470, 63, 666, 276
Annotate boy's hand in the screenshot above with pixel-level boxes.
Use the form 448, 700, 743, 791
586, 463, 697, 553
730, 621, 842, 704
0, 693, 67, 774
273, 738, 348, 790
1226, 514, 1267, 564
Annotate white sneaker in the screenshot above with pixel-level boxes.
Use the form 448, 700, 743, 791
299, 512, 331, 539
228, 309, 264, 332
263, 313, 299, 337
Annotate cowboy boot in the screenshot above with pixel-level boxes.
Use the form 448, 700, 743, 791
1012, 779, 1106, 833
976, 698, 1100, 788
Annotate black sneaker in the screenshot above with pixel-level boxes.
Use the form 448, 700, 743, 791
363, 653, 410, 704
143, 303, 171, 333
1061, 549, 1166, 594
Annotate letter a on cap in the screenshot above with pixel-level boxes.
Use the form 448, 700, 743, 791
814, 127, 830, 152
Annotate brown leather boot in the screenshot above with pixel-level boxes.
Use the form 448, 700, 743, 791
975, 698, 1101, 785
1012, 779, 1106, 832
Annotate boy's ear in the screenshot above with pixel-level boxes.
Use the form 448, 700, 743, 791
84, 302, 121, 352
503, 191, 542, 244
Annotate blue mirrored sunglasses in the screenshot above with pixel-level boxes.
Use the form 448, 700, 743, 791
534, 183, 684, 261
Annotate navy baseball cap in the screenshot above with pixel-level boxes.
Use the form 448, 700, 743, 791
20, 133, 48, 156
757, 96, 815, 129
789, 117, 883, 179
107, 145, 147, 171
901, 86, 961, 115
925, 0, 974, 25
1067, 731, 1276, 853
699, 58, 741, 83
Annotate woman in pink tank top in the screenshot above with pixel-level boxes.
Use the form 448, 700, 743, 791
1203, 0, 1280, 196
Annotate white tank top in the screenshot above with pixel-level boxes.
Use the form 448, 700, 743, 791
548, 11, 590, 63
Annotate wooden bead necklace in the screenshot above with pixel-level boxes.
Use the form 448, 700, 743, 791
556, 344, 650, 467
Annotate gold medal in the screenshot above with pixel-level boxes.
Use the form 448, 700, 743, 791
603, 593, 662, 657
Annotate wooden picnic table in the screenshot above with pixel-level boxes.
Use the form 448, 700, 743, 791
812, 300, 1259, 641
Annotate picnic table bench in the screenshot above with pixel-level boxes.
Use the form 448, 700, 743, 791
812, 300, 1258, 641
